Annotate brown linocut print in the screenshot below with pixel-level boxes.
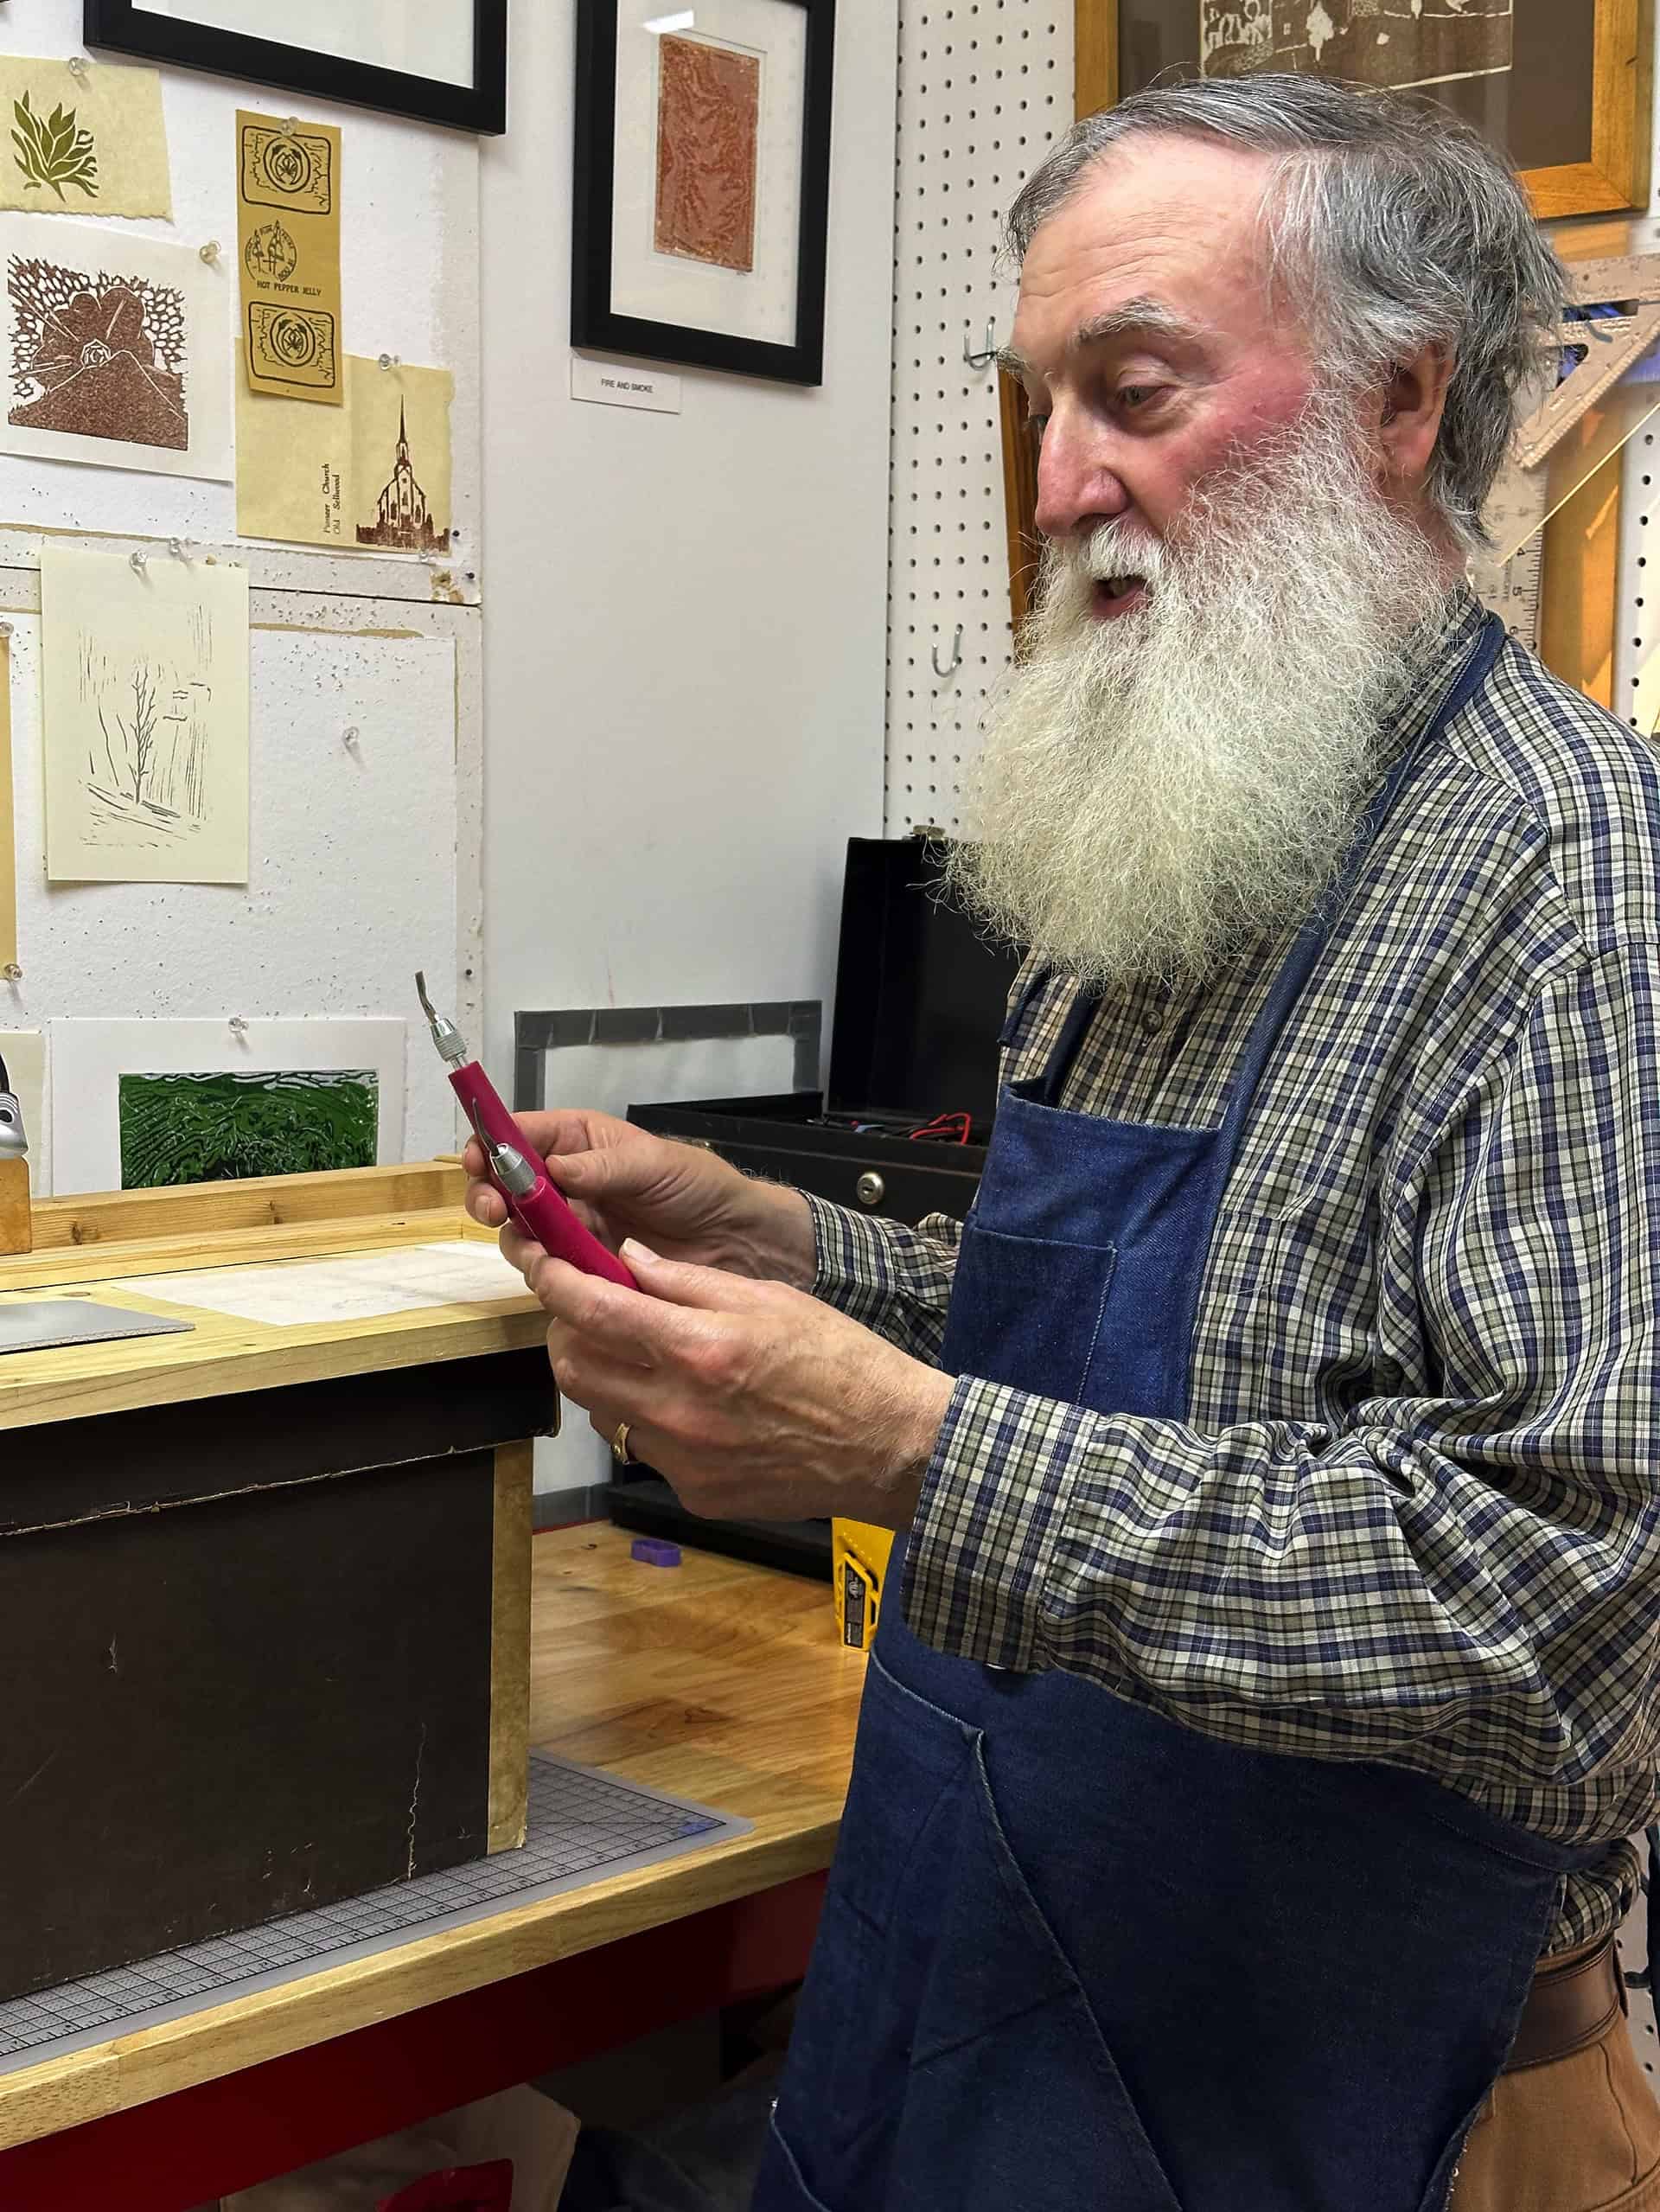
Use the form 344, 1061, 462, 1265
654, 35, 760, 275
8, 257, 187, 450
356, 397, 450, 554
1199, 2, 1512, 92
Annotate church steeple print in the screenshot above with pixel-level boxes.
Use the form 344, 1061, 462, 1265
356, 392, 449, 552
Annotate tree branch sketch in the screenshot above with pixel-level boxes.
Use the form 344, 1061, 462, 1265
74, 614, 217, 851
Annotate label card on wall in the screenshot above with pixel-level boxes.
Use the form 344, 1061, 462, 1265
570, 356, 682, 415
237, 110, 343, 406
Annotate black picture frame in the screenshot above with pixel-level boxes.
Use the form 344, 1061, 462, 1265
571, 0, 834, 386
82, 0, 508, 135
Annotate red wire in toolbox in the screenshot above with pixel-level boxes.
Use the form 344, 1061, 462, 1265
907, 1110, 974, 1145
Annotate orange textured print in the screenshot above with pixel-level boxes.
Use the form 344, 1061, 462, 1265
654, 35, 760, 274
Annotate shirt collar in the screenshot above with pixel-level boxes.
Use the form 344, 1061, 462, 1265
1371, 585, 1490, 771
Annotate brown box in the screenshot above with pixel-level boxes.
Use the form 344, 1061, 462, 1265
0, 1347, 550, 2005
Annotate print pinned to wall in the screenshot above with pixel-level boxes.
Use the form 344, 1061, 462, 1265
118, 1068, 378, 1186
50, 1018, 406, 1198
237, 110, 342, 406
235, 355, 453, 552
0, 58, 170, 215
41, 542, 249, 884
1197, 1, 1512, 90
0, 217, 231, 478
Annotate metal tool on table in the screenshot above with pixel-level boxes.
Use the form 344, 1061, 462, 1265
415, 971, 637, 1288
0, 1047, 26, 1160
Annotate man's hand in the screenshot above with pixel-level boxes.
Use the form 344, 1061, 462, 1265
463, 1108, 816, 1290
528, 1238, 955, 1529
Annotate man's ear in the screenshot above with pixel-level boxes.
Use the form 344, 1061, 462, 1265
1378, 344, 1456, 489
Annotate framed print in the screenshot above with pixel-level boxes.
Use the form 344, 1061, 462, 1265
572, 0, 835, 385
83, 0, 508, 135
1078, 0, 1653, 219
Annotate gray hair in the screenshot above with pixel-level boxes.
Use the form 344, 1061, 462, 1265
1007, 74, 1565, 548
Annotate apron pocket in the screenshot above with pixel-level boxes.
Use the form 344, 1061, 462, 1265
947, 1224, 1119, 1408
888, 1735, 1184, 2212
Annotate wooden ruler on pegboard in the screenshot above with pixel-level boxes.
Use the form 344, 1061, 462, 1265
1472, 218, 1660, 659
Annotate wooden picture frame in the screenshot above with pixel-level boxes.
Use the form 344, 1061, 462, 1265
1075, 1, 1654, 220
571, 0, 836, 386
1001, 3, 1650, 689
83, 0, 508, 135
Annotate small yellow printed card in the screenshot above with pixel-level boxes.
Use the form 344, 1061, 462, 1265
236, 110, 342, 406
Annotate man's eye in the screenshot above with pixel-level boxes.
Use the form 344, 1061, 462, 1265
1025, 411, 1050, 445
1117, 385, 1160, 411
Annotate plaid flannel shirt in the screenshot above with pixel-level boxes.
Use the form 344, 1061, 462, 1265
810, 596, 1660, 1953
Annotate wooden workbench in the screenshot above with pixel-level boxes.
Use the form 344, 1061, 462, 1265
0, 1161, 549, 1430
0, 1466, 863, 2202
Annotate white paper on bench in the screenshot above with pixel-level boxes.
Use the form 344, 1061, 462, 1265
123, 1241, 533, 1326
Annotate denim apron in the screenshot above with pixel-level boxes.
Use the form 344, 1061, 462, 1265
756, 614, 1596, 2212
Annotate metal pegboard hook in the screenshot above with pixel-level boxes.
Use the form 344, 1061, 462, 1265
932, 623, 964, 679
963, 319, 997, 370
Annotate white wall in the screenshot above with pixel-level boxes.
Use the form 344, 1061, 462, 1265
0, 0, 482, 1184
480, 3, 897, 1493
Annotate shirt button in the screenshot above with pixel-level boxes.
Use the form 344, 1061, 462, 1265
1141, 1007, 1165, 1035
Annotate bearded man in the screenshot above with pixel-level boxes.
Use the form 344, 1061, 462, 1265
471, 74, 1660, 2212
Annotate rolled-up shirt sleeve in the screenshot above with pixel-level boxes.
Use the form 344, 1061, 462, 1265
902, 943, 1660, 1837
808, 1192, 962, 1365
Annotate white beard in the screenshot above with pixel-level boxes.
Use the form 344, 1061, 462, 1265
948, 408, 1457, 991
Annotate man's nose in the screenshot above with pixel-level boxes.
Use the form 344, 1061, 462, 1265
1032, 421, 1130, 542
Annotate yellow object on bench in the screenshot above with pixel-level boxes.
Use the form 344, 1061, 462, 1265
832, 1517, 896, 1651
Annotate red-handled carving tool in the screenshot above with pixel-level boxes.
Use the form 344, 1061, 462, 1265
416, 970, 637, 1290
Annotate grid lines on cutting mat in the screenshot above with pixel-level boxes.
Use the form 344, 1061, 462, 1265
0, 1755, 741, 2064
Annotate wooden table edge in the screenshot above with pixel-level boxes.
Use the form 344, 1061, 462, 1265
0, 1804, 844, 2151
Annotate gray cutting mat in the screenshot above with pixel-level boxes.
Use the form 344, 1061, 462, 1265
0, 1755, 750, 2073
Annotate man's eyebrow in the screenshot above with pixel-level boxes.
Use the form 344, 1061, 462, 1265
998, 298, 1206, 383
1071, 299, 1206, 352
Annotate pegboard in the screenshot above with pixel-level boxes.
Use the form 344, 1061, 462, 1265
883, 0, 1071, 832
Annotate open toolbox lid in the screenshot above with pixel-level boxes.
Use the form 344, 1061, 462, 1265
826, 835, 1024, 1137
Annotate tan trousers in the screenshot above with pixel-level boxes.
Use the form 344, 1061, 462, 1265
1452, 1999, 1660, 2212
